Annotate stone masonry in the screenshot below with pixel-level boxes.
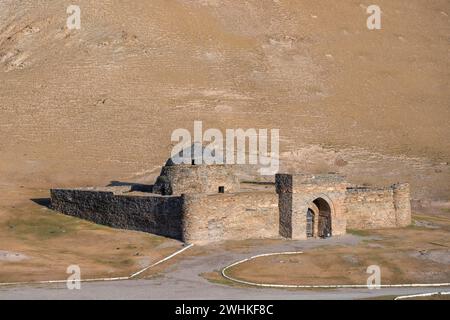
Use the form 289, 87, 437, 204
50, 150, 411, 244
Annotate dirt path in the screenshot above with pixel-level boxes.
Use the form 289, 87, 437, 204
1, 235, 449, 299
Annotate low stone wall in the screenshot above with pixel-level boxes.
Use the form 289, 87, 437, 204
51, 188, 279, 243
182, 192, 279, 243
345, 184, 411, 229
51, 189, 183, 239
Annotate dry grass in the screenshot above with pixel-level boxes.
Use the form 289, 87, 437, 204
225, 213, 450, 286
0, 0, 449, 201
0, 0, 449, 284
399, 294, 450, 300
365, 294, 450, 300
201, 271, 241, 287
0, 186, 183, 283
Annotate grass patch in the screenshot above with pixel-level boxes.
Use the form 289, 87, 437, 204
413, 213, 450, 223
94, 257, 135, 268
5, 213, 81, 240
200, 271, 244, 287
346, 229, 372, 237
405, 224, 426, 230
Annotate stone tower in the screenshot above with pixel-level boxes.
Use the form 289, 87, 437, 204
153, 143, 240, 195
276, 173, 348, 240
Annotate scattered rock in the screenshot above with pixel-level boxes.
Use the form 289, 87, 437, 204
413, 219, 439, 229
334, 156, 348, 167
342, 254, 359, 264
22, 25, 40, 35
411, 249, 450, 265
0, 251, 29, 262
95, 98, 107, 106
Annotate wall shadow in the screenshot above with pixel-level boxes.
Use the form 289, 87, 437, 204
31, 198, 51, 208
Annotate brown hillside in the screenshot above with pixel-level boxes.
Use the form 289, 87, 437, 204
0, 0, 449, 200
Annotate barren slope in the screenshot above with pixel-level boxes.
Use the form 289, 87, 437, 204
0, 0, 449, 200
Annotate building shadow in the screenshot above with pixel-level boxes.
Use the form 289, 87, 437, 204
31, 198, 51, 208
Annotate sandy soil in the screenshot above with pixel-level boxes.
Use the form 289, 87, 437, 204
0, 0, 448, 201
1, 230, 449, 300
0, 0, 448, 296
224, 212, 450, 286
0, 186, 182, 283
0, 250, 28, 262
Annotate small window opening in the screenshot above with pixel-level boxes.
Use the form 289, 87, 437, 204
218, 186, 225, 193
191, 159, 195, 165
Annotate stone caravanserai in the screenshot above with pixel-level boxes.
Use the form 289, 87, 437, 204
51, 147, 411, 244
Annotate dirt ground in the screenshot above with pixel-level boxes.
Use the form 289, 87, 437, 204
0, 0, 449, 201
3, 184, 448, 289
0, 0, 449, 293
0, 191, 449, 298
223, 211, 450, 286
0, 186, 183, 283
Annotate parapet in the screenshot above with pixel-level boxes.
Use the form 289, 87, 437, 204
276, 173, 347, 194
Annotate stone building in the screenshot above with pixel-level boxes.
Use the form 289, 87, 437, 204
51, 149, 411, 244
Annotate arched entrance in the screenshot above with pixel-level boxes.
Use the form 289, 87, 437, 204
309, 198, 332, 238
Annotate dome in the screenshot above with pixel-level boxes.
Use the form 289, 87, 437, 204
165, 142, 216, 166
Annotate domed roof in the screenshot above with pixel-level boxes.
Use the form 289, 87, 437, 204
165, 142, 216, 166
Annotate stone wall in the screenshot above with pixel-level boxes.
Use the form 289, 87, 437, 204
181, 192, 279, 243
345, 184, 411, 229
393, 183, 412, 227
278, 193, 292, 238
276, 173, 348, 240
153, 164, 240, 195
51, 188, 278, 244
51, 189, 183, 239
50, 173, 411, 244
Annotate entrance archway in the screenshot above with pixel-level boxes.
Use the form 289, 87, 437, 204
312, 198, 332, 238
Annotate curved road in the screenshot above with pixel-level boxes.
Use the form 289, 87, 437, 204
1, 235, 449, 299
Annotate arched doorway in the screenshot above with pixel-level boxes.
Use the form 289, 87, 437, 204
312, 198, 332, 238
